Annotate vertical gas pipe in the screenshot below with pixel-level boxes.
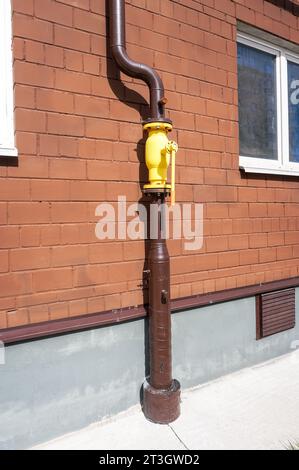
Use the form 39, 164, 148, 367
110, 0, 180, 424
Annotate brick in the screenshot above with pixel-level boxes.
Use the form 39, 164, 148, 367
49, 158, 86, 180
51, 203, 88, 222
73, 9, 105, 34
70, 180, 106, 201
236, 4, 256, 24
0, 227, 19, 248
54, 24, 90, 52
259, 247, 277, 263
13, 13, 53, 43
40, 225, 61, 246
75, 95, 109, 118
47, 113, 84, 136
0, 179, 30, 201
20, 226, 40, 247
85, 118, 119, 140
28, 304, 49, 323
36, 89, 74, 113
249, 233, 268, 249
13, 37, 25, 60
206, 236, 228, 253
11, 248, 50, 271
0, 272, 32, 297
45, 45, 64, 67
15, 109, 46, 133
87, 295, 105, 314
179, 167, 204, 184
31, 180, 70, 201
15, 61, 52, 90
108, 261, 143, 282
218, 251, 239, 268
13, 0, 34, 15
0, 251, 9, 273
35, 0, 73, 26
249, 203, 268, 218
8, 202, 50, 224
39, 135, 59, 156
59, 137, 78, 157
51, 245, 88, 267
33, 268, 73, 292
240, 249, 259, 266
217, 187, 238, 202
15, 133, 37, 155
65, 50, 83, 72
105, 294, 121, 311
25, 39, 44, 64
89, 243, 123, 264
69, 299, 86, 316
0, 204, 7, 224
0, 312, 7, 329
87, 161, 120, 181
7, 309, 29, 328
206, 203, 229, 219
55, 69, 91, 94
228, 234, 249, 250
83, 54, 101, 75
49, 302, 69, 320
74, 264, 108, 287
15, 84, 35, 108
196, 115, 218, 134
205, 168, 227, 185
56, 0, 89, 9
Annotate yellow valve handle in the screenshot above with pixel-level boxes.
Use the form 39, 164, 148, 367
166, 141, 178, 206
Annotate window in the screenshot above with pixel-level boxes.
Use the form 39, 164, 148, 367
238, 33, 299, 176
0, 0, 17, 157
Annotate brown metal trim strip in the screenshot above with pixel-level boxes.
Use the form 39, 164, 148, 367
0, 306, 147, 345
171, 276, 299, 312
1, 276, 299, 345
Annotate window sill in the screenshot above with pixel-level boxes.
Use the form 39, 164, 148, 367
240, 164, 299, 177
0, 147, 18, 157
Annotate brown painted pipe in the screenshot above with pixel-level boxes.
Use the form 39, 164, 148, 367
147, 197, 172, 390
110, 0, 167, 122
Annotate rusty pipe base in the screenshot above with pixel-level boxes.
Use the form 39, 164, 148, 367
142, 379, 181, 424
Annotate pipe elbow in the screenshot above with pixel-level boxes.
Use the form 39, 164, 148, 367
111, 45, 163, 93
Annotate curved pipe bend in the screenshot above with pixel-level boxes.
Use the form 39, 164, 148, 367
110, 0, 167, 122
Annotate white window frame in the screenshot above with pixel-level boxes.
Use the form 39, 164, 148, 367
0, 0, 17, 157
238, 32, 299, 176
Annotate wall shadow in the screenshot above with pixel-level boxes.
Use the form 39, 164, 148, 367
266, 0, 299, 16
0, 156, 18, 168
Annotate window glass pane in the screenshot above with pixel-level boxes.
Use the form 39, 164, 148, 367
238, 43, 278, 160
288, 61, 299, 163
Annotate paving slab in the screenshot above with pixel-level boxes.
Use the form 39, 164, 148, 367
33, 350, 299, 450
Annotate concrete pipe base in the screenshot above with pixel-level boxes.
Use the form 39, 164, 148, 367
142, 379, 181, 424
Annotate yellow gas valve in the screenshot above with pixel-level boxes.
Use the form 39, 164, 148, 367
143, 121, 178, 206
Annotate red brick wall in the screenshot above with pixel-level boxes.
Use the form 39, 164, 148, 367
1, 0, 299, 329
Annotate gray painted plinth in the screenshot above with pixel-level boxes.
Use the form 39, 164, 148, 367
1, 290, 299, 449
